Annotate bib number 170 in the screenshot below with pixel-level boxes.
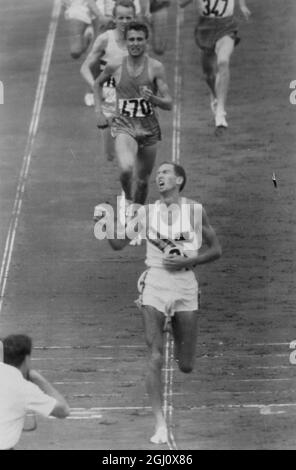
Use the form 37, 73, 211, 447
119, 98, 153, 118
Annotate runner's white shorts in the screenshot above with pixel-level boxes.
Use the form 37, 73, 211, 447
137, 267, 199, 316
65, 4, 92, 24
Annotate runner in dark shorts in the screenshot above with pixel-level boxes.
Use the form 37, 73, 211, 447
111, 114, 162, 147
140, 0, 171, 54
194, 15, 240, 52
180, 0, 251, 133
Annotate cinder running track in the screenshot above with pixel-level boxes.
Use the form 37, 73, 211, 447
0, 0, 296, 449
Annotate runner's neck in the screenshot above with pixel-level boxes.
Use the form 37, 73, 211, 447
160, 193, 182, 207
115, 28, 126, 47
127, 54, 147, 75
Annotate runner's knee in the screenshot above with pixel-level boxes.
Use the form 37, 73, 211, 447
148, 350, 163, 370
120, 170, 133, 186
204, 71, 215, 84
202, 55, 216, 78
217, 58, 230, 70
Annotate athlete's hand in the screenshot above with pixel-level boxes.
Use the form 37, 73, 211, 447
96, 110, 109, 129
140, 86, 154, 102
162, 254, 192, 271
240, 5, 251, 21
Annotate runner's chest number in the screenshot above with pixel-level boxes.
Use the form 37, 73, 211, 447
119, 98, 153, 118
202, 0, 230, 17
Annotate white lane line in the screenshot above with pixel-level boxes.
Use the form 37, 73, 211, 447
69, 404, 296, 412
31, 357, 117, 361
34, 345, 145, 349
172, 7, 184, 165
0, 0, 61, 314
238, 378, 292, 383
163, 330, 176, 449
50, 403, 296, 420
163, 4, 185, 452
46, 406, 152, 420
250, 366, 291, 370
32, 342, 292, 350
188, 403, 296, 412
251, 343, 291, 346
71, 406, 151, 411
197, 353, 289, 358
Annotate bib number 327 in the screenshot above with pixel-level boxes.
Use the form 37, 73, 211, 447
119, 98, 153, 118
202, 0, 229, 17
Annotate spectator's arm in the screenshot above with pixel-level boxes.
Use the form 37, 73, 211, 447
29, 369, 70, 418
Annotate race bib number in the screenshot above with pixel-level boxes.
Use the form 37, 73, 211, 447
200, 0, 234, 18
118, 98, 153, 118
103, 79, 116, 104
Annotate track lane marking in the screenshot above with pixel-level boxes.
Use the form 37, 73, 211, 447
0, 0, 61, 313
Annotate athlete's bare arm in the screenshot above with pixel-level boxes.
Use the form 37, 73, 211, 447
94, 61, 121, 128
80, 34, 108, 88
162, 205, 222, 271
87, 0, 105, 20
238, 0, 251, 20
196, 206, 222, 264
142, 59, 172, 111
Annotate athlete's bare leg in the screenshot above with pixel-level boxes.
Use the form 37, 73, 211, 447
151, 7, 169, 55
142, 305, 168, 443
114, 133, 138, 201
214, 35, 235, 127
172, 310, 198, 373
201, 49, 217, 113
134, 144, 158, 204
101, 128, 116, 162
201, 50, 217, 97
67, 19, 89, 59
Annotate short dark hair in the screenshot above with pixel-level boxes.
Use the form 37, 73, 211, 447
113, 0, 136, 17
124, 21, 150, 40
3, 334, 32, 367
159, 162, 187, 192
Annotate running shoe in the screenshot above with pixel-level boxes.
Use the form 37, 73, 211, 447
215, 111, 228, 136
84, 92, 95, 107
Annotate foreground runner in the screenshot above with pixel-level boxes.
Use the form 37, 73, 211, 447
81, 0, 136, 160
94, 162, 222, 444
94, 21, 172, 208
179, 0, 251, 134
